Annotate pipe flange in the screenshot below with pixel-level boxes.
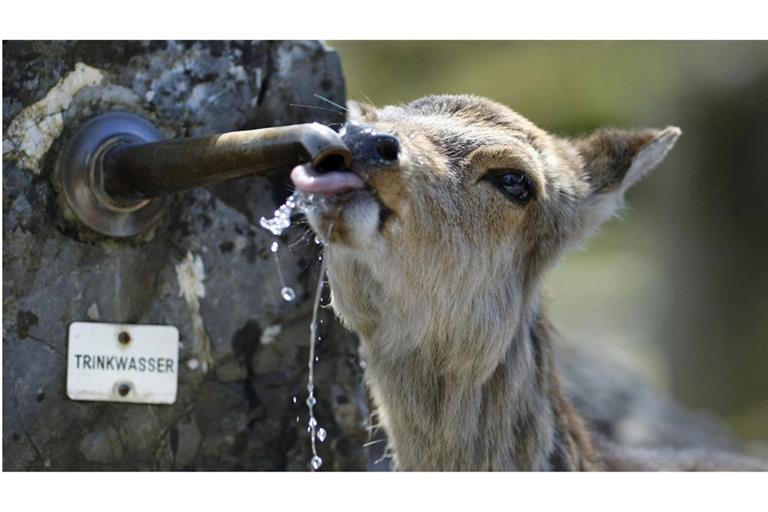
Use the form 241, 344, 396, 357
58, 112, 169, 238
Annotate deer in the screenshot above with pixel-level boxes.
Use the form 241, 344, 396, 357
289, 94, 765, 471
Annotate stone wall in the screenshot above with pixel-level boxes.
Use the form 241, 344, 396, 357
3, 40, 371, 470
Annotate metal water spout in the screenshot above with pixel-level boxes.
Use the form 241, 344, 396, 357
57, 112, 351, 237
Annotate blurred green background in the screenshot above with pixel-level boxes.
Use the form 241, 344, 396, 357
330, 41, 768, 444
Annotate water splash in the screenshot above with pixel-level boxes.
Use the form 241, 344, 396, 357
259, 192, 327, 301
259, 193, 297, 236
259, 192, 328, 237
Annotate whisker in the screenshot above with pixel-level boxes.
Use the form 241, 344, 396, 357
287, 230, 311, 252
289, 103, 345, 116
374, 447, 393, 464
358, 91, 378, 111
313, 93, 348, 112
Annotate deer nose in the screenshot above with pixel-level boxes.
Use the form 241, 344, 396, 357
342, 122, 400, 167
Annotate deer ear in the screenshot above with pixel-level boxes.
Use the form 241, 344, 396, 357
572, 126, 681, 225
574, 126, 681, 194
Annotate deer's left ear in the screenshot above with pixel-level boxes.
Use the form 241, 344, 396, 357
574, 126, 682, 194
571, 126, 681, 224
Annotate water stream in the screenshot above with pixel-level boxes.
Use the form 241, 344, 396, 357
259, 192, 332, 471
306, 251, 327, 470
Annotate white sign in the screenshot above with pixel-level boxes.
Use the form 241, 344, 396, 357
67, 322, 179, 404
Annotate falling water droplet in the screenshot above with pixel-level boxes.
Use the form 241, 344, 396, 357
314, 235, 322, 245
317, 428, 327, 442
310, 455, 323, 470
306, 396, 316, 407
281, 286, 296, 302
292, 396, 297, 404
270, 241, 279, 253
309, 417, 318, 428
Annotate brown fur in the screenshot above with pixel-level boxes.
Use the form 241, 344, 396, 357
304, 94, 681, 470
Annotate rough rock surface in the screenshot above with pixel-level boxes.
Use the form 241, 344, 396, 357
3, 40, 370, 470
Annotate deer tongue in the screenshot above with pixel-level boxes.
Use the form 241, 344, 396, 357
290, 164, 365, 196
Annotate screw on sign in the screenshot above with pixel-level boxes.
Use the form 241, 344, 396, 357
117, 382, 132, 397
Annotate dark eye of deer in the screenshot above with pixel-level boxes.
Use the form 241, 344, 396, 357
488, 170, 534, 203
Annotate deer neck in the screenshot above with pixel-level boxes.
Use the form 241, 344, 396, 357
361, 299, 600, 471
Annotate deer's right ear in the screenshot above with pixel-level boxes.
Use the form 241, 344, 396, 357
347, 100, 378, 123
571, 126, 681, 226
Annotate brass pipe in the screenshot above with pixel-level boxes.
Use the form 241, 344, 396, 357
58, 112, 351, 237
103, 122, 352, 201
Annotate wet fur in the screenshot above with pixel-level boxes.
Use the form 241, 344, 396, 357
308, 95, 684, 470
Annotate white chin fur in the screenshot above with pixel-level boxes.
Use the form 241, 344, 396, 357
307, 193, 381, 247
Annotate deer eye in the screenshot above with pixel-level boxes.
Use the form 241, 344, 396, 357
486, 170, 534, 204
